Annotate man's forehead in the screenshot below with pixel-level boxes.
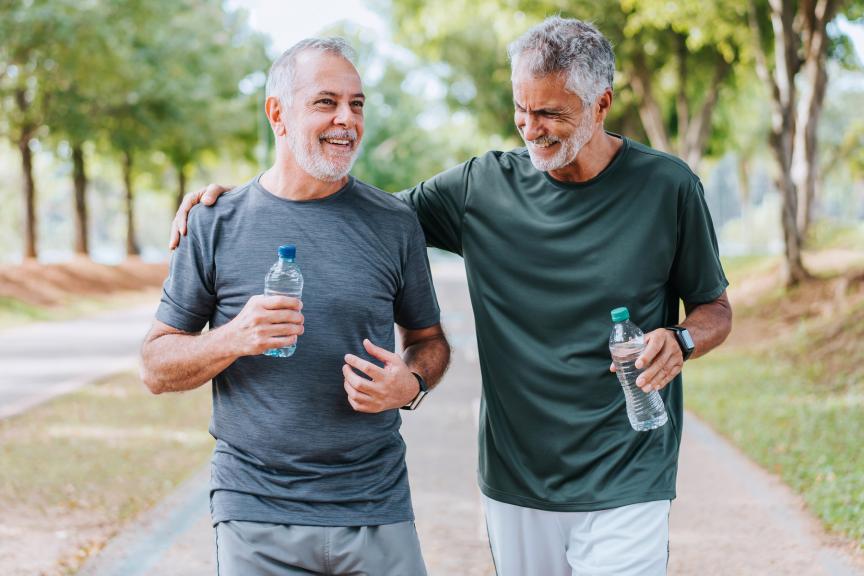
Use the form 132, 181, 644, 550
292, 51, 363, 95
512, 83, 576, 107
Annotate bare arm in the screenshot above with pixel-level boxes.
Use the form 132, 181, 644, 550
342, 323, 451, 413
140, 320, 238, 394
140, 295, 304, 394
680, 290, 733, 360
612, 290, 733, 392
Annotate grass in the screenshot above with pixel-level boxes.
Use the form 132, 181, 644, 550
0, 296, 53, 325
807, 221, 864, 251
0, 371, 213, 570
0, 290, 160, 329
686, 287, 864, 549
720, 254, 778, 285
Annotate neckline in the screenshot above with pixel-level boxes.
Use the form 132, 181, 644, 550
252, 173, 355, 205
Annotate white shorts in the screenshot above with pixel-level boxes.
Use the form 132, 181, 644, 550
482, 495, 670, 576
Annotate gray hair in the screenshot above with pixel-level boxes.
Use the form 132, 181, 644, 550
508, 17, 615, 107
265, 37, 357, 106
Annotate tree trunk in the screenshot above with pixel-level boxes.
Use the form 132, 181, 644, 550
793, 0, 836, 238
18, 132, 37, 260
72, 143, 89, 256
122, 150, 139, 257
15, 89, 37, 260
676, 34, 690, 160
750, 0, 809, 286
683, 55, 730, 170
176, 164, 187, 210
629, 50, 671, 153
737, 154, 752, 210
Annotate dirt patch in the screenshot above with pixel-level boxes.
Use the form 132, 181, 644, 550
0, 504, 114, 576
0, 259, 168, 307
726, 253, 864, 353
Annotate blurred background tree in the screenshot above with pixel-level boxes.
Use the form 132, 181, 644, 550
386, 0, 864, 285
0, 0, 862, 274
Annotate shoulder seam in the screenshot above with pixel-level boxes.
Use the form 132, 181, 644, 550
629, 144, 701, 189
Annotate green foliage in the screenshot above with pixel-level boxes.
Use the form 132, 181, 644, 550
0, 0, 270, 214
387, 0, 748, 156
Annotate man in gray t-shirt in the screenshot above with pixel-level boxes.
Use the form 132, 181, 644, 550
140, 38, 449, 576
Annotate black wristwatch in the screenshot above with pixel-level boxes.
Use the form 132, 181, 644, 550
401, 372, 428, 411
666, 326, 695, 361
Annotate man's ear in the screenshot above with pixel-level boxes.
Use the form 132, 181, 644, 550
595, 89, 613, 123
265, 96, 287, 137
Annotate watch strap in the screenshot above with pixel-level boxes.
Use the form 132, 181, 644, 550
401, 372, 428, 411
666, 326, 695, 361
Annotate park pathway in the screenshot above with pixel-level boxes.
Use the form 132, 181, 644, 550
4, 259, 859, 575
0, 302, 157, 420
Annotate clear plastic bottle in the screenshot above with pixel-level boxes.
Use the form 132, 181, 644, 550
264, 244, 304, 358
608, 306, 668, 431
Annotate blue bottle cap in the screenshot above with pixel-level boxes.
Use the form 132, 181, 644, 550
278, 244, 296, 260
610, 307, 629, 322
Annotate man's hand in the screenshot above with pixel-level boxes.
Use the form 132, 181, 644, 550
169, 183, 234, 250
342, 339, 421, 413
609, 329, 683, 393
225, 295, 304, 357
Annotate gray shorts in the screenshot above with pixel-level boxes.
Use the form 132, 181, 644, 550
215, 520, 428, 576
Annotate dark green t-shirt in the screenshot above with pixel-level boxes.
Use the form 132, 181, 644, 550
397, 136, 728, 511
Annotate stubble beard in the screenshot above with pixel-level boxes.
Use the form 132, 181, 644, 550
287, 126, 361, 182
523, 110, 597, 173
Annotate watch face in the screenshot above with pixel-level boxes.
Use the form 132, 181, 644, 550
680, 328, 695, 351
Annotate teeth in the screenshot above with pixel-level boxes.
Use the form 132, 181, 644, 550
325, 139, 350, 145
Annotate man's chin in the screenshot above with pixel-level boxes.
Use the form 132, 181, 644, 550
528, 153, 567, 172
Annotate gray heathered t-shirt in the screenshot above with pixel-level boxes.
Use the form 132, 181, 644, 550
156, 175, 440, 527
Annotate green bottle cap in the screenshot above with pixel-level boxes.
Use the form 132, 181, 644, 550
611, 307, 630, 322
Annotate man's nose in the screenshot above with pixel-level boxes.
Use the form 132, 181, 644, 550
521, 115, 544, 141
333, 103, 355, 128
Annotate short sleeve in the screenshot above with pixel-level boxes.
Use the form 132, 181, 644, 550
156, 218, 216, 333
393, 216, 441, 330
671, 179, 730, 304
395, 161, 471, 255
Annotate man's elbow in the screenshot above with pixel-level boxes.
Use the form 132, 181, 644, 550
139, 361, 166, 395
718, 298, 734, 344
139, 340, 170, 394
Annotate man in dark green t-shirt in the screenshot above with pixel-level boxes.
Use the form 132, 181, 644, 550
171, 17, 731, 576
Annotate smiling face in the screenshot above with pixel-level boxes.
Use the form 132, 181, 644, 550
280, 50, 365, 182
512, 60, 599, 174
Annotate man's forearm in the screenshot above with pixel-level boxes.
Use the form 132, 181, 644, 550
140, 326, 238, 394
682, 292, 733, 360
403, 334, 451, 391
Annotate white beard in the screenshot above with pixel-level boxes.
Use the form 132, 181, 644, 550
287, 127, 361, 182
523, 111, 596, 172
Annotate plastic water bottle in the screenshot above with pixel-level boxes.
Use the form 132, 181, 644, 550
608, 307, 668, 431
264, 244, 304, 358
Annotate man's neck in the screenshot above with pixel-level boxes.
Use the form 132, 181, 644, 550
259, 154, 348, 201
547, 131, 623, 184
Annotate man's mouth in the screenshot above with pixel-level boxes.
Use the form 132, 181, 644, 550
529, 137, 560, 149
320, 131, 357, 149
322, 138, 352, 147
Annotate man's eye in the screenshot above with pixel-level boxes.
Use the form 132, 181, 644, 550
351, 100, 364, 108
316, 99, 336, 105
